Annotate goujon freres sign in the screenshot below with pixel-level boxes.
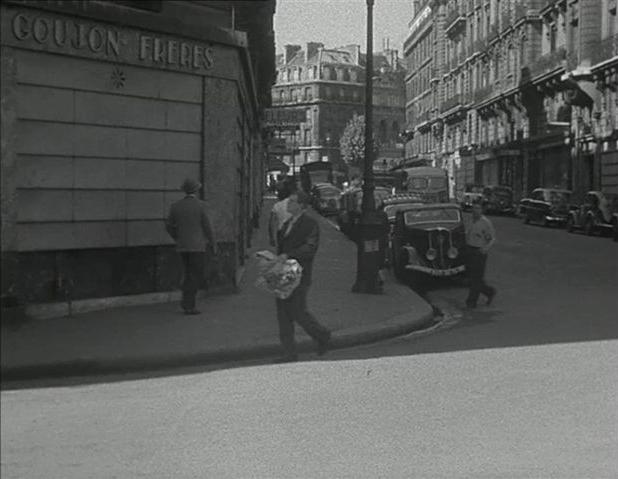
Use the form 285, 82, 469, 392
3, 8, 217, 73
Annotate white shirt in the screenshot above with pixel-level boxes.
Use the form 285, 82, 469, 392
466, 215, 496, 248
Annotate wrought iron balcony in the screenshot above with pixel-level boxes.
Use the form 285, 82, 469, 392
529, 46, 566, 78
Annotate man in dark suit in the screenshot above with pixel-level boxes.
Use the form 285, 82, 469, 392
275, 190, 331, 362
165, 179, 216, 315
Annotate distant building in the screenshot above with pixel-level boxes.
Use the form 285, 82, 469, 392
403, 0, 617, 201
0, 0, 276, 310
269, 42, 405, 176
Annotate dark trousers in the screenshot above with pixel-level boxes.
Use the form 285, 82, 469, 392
276, 282, 330, 358
466, 247, 496, 306
180, 252, 205, 311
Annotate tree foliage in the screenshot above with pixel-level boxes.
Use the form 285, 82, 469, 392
339, 114, 379, 168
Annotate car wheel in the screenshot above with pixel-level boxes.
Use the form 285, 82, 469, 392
566, 216, 575, 233
584, 218, 595, 236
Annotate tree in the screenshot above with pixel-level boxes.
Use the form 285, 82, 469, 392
339, 113, 379, 169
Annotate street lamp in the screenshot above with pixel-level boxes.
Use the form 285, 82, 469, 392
352, 0, 388, 294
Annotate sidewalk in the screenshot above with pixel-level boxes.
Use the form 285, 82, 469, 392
1, 197, 434, 381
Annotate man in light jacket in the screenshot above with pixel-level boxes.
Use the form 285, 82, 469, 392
166, 178, 216, 315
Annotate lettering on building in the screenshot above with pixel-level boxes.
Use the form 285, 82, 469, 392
7, 11, 215, 72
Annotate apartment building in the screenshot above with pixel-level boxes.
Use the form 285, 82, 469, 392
404, 0, 618, 200
270, 42, 405, 174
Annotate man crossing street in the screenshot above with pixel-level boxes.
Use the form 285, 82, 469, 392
465, 202, 497, 309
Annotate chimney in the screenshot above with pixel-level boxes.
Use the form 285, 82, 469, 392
306, 42, 324, 61
284, 44, 302, 64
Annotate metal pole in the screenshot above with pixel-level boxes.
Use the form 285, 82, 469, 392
352, 0, 385, 295
362, 0, 375, 213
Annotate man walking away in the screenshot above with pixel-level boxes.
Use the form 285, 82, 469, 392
274, 190, 331, 362
465, 201, 497, 309
166, 179, 216, 315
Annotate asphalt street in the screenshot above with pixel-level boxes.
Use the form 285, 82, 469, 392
2, 341, 616, 479
328, 213, 618, 360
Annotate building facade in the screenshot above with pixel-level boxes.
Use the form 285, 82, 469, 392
404, 0, 617, 202
269, 42, 405, 175
0, 0, 276, 311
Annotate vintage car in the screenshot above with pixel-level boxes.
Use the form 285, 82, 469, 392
310, 182, 341, 217
481, 185, 515, 215
520, 188, 572, 226
382, 194, 424, 266
391, 203, 466, 287
337, 186, 392, 237
460, 191, 484, 211
566, 191, 618, 238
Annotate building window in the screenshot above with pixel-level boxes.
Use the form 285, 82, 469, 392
305, 87, 312, 100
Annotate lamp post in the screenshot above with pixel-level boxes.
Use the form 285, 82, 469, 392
352, 0, 387, 294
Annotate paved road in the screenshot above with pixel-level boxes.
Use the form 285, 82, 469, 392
2, 341, 617, 479
328, 213, 618, 360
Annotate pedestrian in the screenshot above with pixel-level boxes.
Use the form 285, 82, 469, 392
165, 178, 216, 315
268, 180, 294, 248
465, 201, 497, 308
274, 190, 331, 362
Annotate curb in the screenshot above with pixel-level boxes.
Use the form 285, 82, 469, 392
0, 306, 435, 383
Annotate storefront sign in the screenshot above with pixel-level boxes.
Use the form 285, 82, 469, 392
3, 9, 217, 73
264, 108, 305, 128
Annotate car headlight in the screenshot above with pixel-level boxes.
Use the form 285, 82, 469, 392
447, 246, 459, 259
426, 248, 437, 261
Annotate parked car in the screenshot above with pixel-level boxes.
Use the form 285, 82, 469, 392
566, 191, 618, 237
382, 194, 424, 266
460, 191, 484, 211
310, 183, 341, 216
391, 203, 466, 288
337, 186, 392, 237
520, 188, 572, 227
481, 185, 515, 215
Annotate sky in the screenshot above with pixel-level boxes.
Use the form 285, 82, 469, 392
274, 0, 412, 56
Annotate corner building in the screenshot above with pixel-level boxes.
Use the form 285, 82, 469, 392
0, 0, 276, 308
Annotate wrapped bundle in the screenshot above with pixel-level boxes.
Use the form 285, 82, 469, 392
255, 250, 303, 299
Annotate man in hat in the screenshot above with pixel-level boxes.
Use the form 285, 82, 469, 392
274, 190, 331, 362
166, 178, 216, 315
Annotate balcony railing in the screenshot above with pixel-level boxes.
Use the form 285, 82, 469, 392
591, 34, 618, 66
529, 46, 566, 78
440, 94, 462, 113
